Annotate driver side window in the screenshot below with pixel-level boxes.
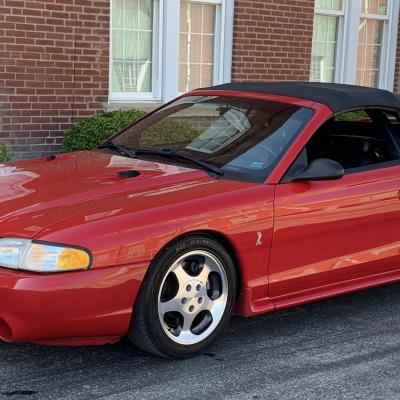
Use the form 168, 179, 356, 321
289, 108, 400, 176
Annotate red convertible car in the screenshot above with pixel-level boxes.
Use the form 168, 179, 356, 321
1, 82, 400, 358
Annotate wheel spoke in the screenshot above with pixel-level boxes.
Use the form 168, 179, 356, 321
199, 256, 222, 280
173, 264, 194, 291
159, 297, 182, 315
208, 297, 226, 322
200, 296, 212, 313
198, 264, 212, 284
181, 313, 197, 334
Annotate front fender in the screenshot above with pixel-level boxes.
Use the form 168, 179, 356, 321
34, 183, 275, 315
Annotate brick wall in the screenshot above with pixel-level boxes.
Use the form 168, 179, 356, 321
0, 0, 316, 160
231, 0, 315, 82
0, 0, 110, 159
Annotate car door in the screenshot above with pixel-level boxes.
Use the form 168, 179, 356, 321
268, 109, 400, 303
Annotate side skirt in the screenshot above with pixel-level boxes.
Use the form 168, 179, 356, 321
238, 268, 400, 317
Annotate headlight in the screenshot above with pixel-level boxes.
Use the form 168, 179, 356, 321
0, 238, 91, 273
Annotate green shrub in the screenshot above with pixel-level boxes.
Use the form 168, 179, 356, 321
130, 118, 202, 147
62, 110, 146, 152
0, 144, 11, 163
335, 110, 369, 121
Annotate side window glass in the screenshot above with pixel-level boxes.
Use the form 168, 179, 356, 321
381, 111, 400, 155
304, 109, 399, 172
382, 111, 400, 124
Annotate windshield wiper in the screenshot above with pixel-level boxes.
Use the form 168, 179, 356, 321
134, 148, 224, 176
98, 143, 224, 177
98, 141, 136, 158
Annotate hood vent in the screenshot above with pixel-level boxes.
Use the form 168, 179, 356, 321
117, 170, 141, 179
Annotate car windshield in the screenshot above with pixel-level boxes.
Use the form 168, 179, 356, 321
112, 95, 314, 182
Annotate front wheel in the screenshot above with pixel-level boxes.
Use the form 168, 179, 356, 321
128, 235, 237, 358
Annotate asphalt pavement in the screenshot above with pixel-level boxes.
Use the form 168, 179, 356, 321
2, 283, 400, 400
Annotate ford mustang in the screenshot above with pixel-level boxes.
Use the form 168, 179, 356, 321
2, 82, 400, 358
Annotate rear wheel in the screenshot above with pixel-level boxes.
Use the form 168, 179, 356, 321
128, 235, 237, 358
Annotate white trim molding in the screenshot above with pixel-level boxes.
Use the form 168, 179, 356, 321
383, 0, 400, 91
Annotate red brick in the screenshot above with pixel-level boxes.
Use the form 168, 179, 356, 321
1, 0, 109, 159
232, 0, 314, 82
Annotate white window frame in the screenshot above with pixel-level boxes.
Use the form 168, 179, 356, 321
313, 0, 399, 90
358, 6, 390, 88
109, 0, 234, 103
313, 2, 346, 83
109, 0, 163, 102
359, 0, 400, 90
343, 0, 396, 89
176, 0, 232, 96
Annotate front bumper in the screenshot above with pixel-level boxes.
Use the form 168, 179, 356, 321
0, 263, 147, 345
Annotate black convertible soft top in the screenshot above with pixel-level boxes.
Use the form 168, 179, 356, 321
198, 81, 400, 113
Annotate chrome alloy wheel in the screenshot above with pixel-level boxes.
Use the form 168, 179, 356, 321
158, 250, 229, 345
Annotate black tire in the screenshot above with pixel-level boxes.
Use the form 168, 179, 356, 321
128, 234, 237, 359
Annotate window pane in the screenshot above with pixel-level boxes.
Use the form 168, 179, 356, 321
306, 109, 397, 171
361, 0, 387, 15
113, 0, 124, 29
124, 0, 139, 30
315, 0, 342, 10
356, 18, 384, 87
310, 15, 339, 83
139, 0, 153, 29
179, 1, 217, 92
112, 0, 154, 93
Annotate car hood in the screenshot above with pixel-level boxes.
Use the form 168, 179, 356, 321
0, 150, 241, 238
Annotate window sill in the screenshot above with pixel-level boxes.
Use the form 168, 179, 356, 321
103, 102, 163, 113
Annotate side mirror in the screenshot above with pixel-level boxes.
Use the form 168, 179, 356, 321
288, 158, 344, 182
